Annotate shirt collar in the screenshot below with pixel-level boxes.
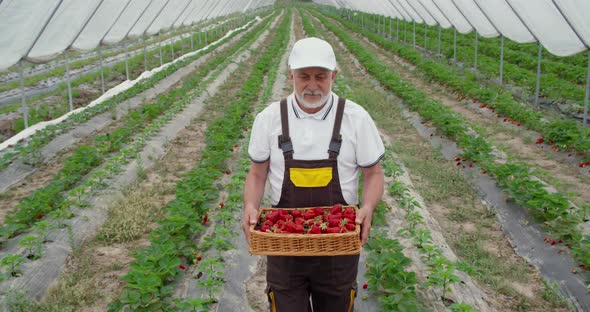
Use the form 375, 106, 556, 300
290, 93, 335, 120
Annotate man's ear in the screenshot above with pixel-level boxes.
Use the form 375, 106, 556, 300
331, 70, 338, 82
289, 69, 294, 81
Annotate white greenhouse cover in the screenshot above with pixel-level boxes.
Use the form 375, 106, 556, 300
473, 0, 534, 43
418, 0, 452, 28
72, 0, 133, 51
452, 0, 498, 37
0, 0, 62, 69
398, 0, 425, 24
315, 0, 590, 56
406, 0, 437, 26
27, 0, 103, 63
0, 0, 274, 70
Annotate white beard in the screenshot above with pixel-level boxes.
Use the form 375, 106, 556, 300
295, 84, 332, 109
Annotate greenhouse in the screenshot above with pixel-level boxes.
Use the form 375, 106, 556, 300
0, 0, 589, 311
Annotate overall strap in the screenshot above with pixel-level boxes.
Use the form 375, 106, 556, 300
328, 97, 346, 159
278, 99, 294, 160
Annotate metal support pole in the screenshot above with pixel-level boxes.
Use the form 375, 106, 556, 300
438, 26, 441, 57
500, 35, 504, 84
159, 34, 163, 66
453, 28, 457, 61
389, 17, 392, 40
125, 42, 129, 80
190, 32, 194, 50
404, 22, 407, 43
534, 42, 542, 106
19, 60, 29, 129
99, 45, 105, 94
583, 50, 589, 127
143, 37, 147, 72
180, 33, 185, 56
474, 32, 479, 71
65, 50, 73, 112
424, 24, 427, 50
413, 21, 416, 48
171, 37, 175, 60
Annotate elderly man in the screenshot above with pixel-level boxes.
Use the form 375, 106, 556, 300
242, 37, 384, 312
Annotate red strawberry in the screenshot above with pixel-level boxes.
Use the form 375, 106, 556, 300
326, 227, 341, 233
344, 207, 355, 215
295, 224, 304, 233
331, 204, 343, 214
345, 223, 356, 232
219, 202, 225, 208
550, 240, 556, 246
284, 221, 297, 233
295, 217, 305, 225
544, 237, 550, 243
303, 212, 316, 220
197, 256, 202, 262
308, 226, 322, 234
225, 169, 231, 175
291, 209, 302, 218
37, 213, 43, 220
179, 264, 186, 270
469, 163, 473, 168
202, 214, 209, 224
456, 162, 461, 166
266, 211, 280, 223
328, 217, 342, 228
343, 213, 355, 223
260, 225, 271, 232
363, 283, 368, 289
482, 170, 487, 174
313, 207, 324, 216
568, 153, 572, 157
455, 157, 460, 161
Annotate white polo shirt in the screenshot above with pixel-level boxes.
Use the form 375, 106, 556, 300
248, 92, 385, 206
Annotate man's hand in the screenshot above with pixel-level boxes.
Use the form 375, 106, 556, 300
242, 206, 259, 244
355, 207, 373, 246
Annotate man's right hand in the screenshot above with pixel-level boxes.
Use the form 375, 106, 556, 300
242, 206, 259, 244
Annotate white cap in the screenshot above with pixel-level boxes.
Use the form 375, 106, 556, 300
288, 37, 337, 71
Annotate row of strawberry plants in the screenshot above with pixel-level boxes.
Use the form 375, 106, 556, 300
354, 11, 586, 110
360, 13, 587, 87
310, 9, 590, 270
107, 12, 290, 311
0, 14, 262, 171
382, 147, 476, 311
352, 11, 588, 75
0, 15, 274, 244
324, 9, 590, 157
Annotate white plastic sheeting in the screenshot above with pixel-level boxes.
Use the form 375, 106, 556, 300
315, 0, 589, 56
505, 0, 586, 56
0, 0, 274, 70
27, 0, 104, 63
72, 0, 133, 51
0, 0, 62, 69
473, 0, 534, 43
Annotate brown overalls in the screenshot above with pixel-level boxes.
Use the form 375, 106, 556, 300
266, 98, 359, 312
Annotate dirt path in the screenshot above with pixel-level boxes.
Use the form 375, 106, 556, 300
308, 11, 571, 311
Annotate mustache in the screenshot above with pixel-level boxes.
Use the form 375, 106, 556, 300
302, 90, 323, 96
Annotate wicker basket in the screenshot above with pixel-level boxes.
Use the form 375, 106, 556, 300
249, 206, 361, 256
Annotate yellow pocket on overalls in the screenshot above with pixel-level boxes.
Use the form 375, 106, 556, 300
289, 167, 333, 187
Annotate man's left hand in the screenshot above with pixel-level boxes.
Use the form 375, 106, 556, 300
355, 207, 373, 246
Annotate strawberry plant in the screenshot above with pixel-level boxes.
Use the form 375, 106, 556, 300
0, 254, 26, 278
